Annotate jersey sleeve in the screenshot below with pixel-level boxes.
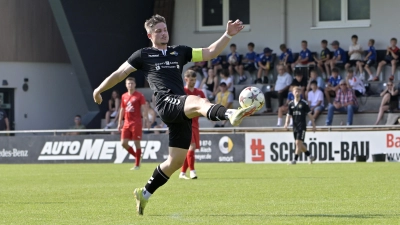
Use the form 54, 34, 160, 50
127, 49, 143, 69
140, 93, 146, 105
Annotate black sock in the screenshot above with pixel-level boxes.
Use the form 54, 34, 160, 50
144, 165, 169, 194
294, 154, 299, 161
206, 104, 227, 121
304, 151, 311, 157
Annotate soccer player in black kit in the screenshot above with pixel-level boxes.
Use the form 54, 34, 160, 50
284, 87, 316, 165
92, 15, 257, 215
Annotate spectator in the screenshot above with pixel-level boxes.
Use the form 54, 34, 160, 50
104, 90, 120, 129
209, 56, 223, 77
324, 67, 342, 104
326, 80, 359, 126
69, 115, 86, 135
227, 43, 246, 83
242, 42, 257, 73
143, 100, 158, 134
255, 47, 273, 84
357, 39, 376, 81
263, 65, 293, 113
325, 40, 347, 76
291, 40, 313, 71
306, 70, 325, 93
191, 60, 208, 77
345, 35, 363, 70
278, 44, 294, 72
313, 39, 331, 78
290, 70, 308, 98
307, 80, 324, 126
373, 38, 399, 81
375, 80, 398, 125
214, 82, 233, 127
276, 88, 299, 127
0, 99, 10, 135
346, 68, 365, 97
219, 69, 234, 97
200, 68, 219, 101
154, 122, 168, 135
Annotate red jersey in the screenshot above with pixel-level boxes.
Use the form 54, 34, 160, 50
121, 91, 146, 127
184, 87, 205, 129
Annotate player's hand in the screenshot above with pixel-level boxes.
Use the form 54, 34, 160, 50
226, 19, 244, 36
93, 89, 103, 104
117, 124, 122, 132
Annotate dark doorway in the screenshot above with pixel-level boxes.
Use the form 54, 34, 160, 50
0, 88, 15, 134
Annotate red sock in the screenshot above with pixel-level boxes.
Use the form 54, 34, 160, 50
135, 148, 142, 166
188, 150, 195, 171
127, 147, 136, 158
181, 157, 188, 173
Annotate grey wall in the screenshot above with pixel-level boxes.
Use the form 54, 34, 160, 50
0, 62, 87, 130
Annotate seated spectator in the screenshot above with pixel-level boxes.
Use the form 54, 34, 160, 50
324, 67, 342, 104
0, 98, 10, 135
104, 90, 120, 129
357, 39, 376, 81
278, 44, 294, 72
190, 60, 208, 77
345, 68, 365, 97
307, 80, 324, 126
345, 35, 363, 70
306, 70, 325, 93
255, 47, 273, 84
313, 39, 331, 78
227, 43, 246, 83
276, 87, 299, 127
143, 100, 157, 134
291, 40, 313, 71
209, 56, 223, 77
263, 65, 293, 113
242, 42, 257, 73
69, 115, 86, 135
373, 37, 399, 81
325, 40, 347, 76
214, 82, 233, 127
375, 80, 399, 125
219, 69, 234, 98
290, 70, 308, 98
326, 80, 359, 126
200, 68, 219, 101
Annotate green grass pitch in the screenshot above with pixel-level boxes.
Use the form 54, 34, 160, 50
1, 163, 399, 224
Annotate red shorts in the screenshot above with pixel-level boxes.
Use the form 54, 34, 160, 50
121, 125, 142, 140
191, 127, 200, 149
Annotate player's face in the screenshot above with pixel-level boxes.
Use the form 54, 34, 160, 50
126, 80, 136, 91
293, 88, 300, 98
148, 22, 169, 46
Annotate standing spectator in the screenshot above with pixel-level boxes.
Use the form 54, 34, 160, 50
346, 68, 365, 97
307, 80, 324, 126
69, 115, 86, 135
104, 90, 120, 129
326, 80, 359, 126
373, 38, 399, 81
313, 40, 331, 78
213, 82, 233, 127
345, 35, 363, 70
357, 39, 376, 81
306, 70, 325, 93
325, 40, 347, 76
242, 42, 257, 73
291, 40, 313, 71
200, 68, 218, 101
227, 43, 246, 83
278, 44, 294, 72
0, 99, 10, 135
375, 80, 398, 125
255, 47, 273, 84
324, 68, 342, 104
290, 70, 308, 97
263, 65, 293, 113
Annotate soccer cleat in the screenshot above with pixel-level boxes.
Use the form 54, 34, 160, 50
179, 173, 190, 180
190, 171, 198, 179
288, 160, 297, 165
228, 105, 257, 126
133, 188, 148, 215
130, 166, 140, 170
308, 156, 315, 164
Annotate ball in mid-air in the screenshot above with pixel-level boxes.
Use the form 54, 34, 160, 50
239, 86, 265, 111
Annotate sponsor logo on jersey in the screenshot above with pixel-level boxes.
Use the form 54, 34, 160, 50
170, 51, 178, 56
148, 54, 159, 57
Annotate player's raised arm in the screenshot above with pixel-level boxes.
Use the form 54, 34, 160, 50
198, 19, 245, 62
93, 62, 136, 104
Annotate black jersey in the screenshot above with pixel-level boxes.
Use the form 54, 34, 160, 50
288, 99, 311, 131
127, 45, 194, 95
320, 48, 331, 61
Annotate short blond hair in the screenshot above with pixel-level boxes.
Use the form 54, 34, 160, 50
184, 70, 196, 77
144, 14, 166, 33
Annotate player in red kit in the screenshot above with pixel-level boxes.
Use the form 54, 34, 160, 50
179, 70, 205, 179
118, 77, 147, 170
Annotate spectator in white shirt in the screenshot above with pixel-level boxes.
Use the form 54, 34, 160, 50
346, 68, 365, 97
263, 65, 293, 113
345, 35, 363, 70
307, 80, 324, 126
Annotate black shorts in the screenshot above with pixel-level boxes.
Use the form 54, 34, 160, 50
293, 129, 306, 142
154, 92, 192, 149
347, 60, 359, 67
364, 60, 375, 67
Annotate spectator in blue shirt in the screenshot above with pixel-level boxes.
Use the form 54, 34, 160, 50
291, 40, 313, 71
255, 47, 273, 84
242, 42, 257, 72
356, 39, 376, 81
227, 43, 246, 83
279, 44, 294, 72
324, 67, 342, 104
313, 40, 331, 78
325, 40, 347, 76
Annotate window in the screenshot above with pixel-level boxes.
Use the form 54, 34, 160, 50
197, 0, 250, 32
314, 0, 370, 28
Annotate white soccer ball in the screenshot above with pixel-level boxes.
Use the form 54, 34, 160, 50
228, 55, 237, 64
239, 86, 265, 111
